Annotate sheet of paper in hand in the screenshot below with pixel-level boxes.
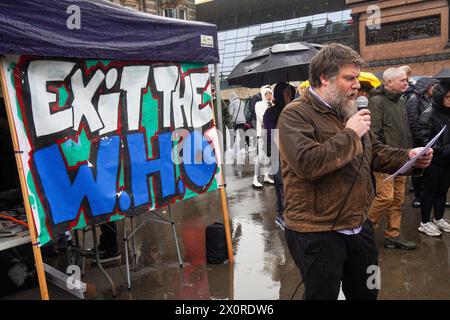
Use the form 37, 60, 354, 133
384, 125, 446, 182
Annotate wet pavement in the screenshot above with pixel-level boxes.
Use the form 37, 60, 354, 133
3, 152, 450, 300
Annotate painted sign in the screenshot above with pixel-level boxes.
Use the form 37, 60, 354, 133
1, 56, 222, 245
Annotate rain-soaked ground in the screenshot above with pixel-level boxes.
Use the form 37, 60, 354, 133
3, 151, 450, 300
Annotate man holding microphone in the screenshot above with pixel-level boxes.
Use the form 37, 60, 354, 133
277, 43, 433, 300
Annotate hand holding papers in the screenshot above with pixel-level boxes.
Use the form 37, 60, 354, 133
384, 125, 445, 181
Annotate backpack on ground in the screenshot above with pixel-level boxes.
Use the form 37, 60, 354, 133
205, 222, 227, 264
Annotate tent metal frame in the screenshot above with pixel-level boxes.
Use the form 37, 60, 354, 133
122, 204, 183, 290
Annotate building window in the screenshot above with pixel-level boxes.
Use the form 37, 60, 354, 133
179, 8, 187, 20
164, 8, 176, 18
213, 9, 355, 79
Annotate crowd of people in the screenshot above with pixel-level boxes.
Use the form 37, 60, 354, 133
224, 83, 296, 231
220, 42, 450, 300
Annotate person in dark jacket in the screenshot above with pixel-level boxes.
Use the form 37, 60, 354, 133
250, 90, 268, 129
406, 77, 439, 208
415, 82, 450, 236
212, 88, 233, 149
263, 82, 295, 230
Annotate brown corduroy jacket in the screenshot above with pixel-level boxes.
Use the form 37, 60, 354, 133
277, 90, 410, 233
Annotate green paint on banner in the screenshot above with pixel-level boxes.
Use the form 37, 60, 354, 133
61, 128, 91, 166
203, 91, 212, 104
141, 86, 159, 152
119, 161, 125, 187
181, 178, 217, 202
85, 60, 112, 69
211, 176, 218, 190
58, 85, 69, 107
27, 171, 51, 246
147, 174, 156, 210
182, 187, 197, 201
109, 214, 124, 222
181, 63, 204, 73
73, 211, 87, 230
141, 86, 159, 206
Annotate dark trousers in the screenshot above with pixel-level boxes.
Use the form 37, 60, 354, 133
285, 220, 379, 300
421, 163, 450, 222
411, 176, 423, 200
274, 163, 285, 215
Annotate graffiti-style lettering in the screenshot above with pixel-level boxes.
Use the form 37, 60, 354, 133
154, 65, 179, 128
181, 130, 216, 187
28, 60, 75, 137
33, 136, 120, 224
172, 71, 193, 128
154, 66, 211, 129
71, 69, 105, 133
127, 132, 177, 207
8, 57, 220, 244
98, 91, 120, 135
120, 66, 150, 131
190, 73, 211, 128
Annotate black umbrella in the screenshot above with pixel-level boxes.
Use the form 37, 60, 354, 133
227, 42, 321, 88
434, 68, 450, 80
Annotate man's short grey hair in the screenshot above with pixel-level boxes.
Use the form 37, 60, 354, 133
383, 67, 406, 82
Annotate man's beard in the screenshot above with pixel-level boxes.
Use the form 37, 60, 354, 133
324, 83, 357, 120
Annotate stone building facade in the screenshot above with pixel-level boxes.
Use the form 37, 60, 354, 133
109, 0, 196, 20
347, 0, 450, 76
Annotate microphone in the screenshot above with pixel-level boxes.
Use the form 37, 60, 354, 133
356, 96, 370, 149
356, 96, 369, 110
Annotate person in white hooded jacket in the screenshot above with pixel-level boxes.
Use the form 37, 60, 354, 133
252, 85, 275, 188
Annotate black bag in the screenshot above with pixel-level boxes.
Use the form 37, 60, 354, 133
205, 222, 227, 264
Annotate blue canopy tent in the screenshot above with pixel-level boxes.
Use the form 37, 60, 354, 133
0, 0, 219, 62
0, 0, 231, 300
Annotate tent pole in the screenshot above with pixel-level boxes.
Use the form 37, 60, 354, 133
213, 64, 234, 264
0, 59, 49, 300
